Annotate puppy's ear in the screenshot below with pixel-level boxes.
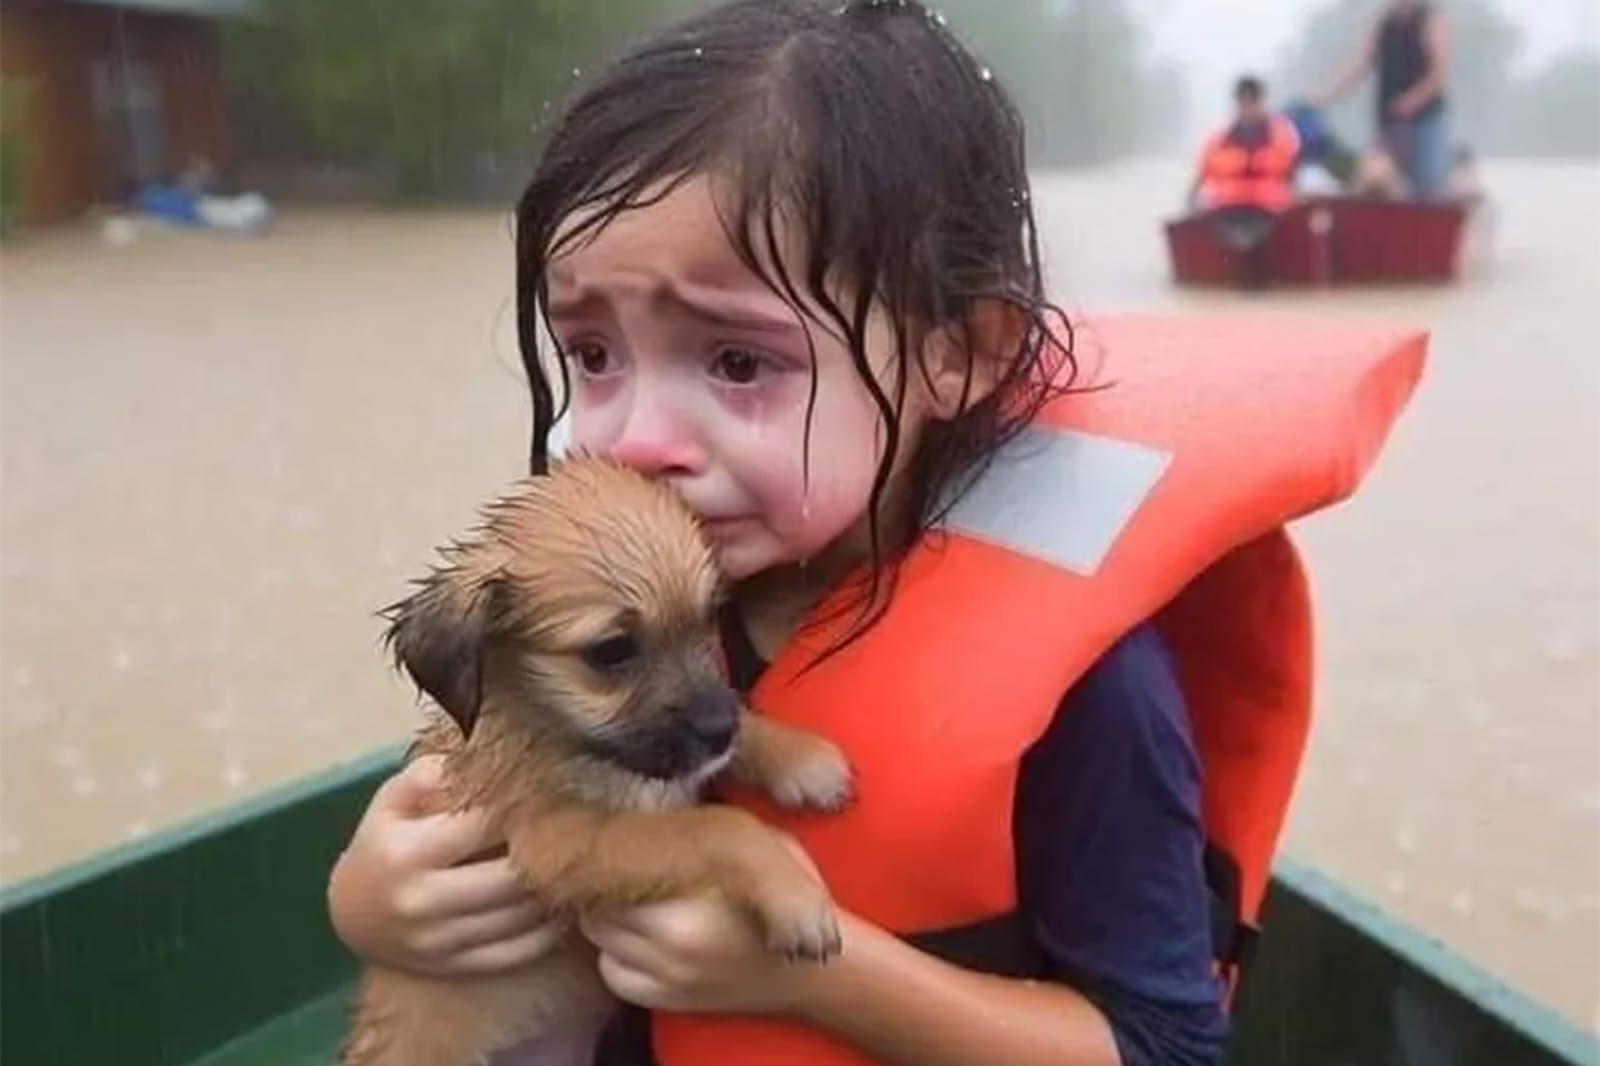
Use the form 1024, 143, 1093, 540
384, 558, 505, 738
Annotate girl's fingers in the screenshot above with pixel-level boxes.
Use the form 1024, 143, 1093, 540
400, 806, 504, 869
373, 756, 447, 815
445, 920, 571, 976
579, 913, 661, 970
423, 899, 549, 956
411, 854, 533, 918
596, 951, 668, 1009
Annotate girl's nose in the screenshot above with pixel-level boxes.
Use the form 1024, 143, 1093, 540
609, 403, 708, 479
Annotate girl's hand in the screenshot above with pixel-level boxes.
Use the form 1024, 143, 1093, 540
328, 756, 567, 976
581, 894, 833, 1017
579, 837, 835, 1017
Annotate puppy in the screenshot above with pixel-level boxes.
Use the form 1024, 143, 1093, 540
342, 458, 852, 1066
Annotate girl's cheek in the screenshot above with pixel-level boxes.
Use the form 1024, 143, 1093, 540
570, 369, 643, 440
568, 397, 625, 453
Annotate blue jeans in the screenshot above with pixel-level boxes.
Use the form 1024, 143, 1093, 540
1383, 106, 1450, 200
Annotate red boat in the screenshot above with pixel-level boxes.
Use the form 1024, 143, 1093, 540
1166, 197, 1474, 287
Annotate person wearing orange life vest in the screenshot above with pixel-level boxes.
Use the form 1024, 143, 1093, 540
325, 6, 1425, 1066
1191, 76, 1303, 215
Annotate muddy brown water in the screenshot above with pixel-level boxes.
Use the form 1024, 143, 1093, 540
2, 160, 1596, 1029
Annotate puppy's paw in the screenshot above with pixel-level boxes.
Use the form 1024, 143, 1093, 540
753, 883, 842, 963
763, 734, 854, 813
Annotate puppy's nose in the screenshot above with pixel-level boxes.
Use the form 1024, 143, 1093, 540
680, 686, 739, 750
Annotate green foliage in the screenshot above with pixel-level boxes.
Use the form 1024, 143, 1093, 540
222, 0, 700, 196
221, 0, 1179, 198
942, 0, 1186, 165
0, 78, 30, 238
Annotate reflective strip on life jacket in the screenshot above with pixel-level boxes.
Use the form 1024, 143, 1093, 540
941, 424, 1172, 575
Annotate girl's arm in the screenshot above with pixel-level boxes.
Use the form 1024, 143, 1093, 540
586, 899, 1119, 1066
798, 913, 1121, 1066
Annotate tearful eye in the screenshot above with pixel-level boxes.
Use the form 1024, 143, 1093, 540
568, 342, 614, 378
712, 347, 765, 385
581, 634, 639, 672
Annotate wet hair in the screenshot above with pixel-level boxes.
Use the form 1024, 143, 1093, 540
1234, 75, 1266, 103
515, 0, 1075, 645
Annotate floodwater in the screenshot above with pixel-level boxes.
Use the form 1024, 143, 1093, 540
1, 160, 1597, 1030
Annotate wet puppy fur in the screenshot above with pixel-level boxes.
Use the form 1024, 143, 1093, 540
341, 457, 853, 1066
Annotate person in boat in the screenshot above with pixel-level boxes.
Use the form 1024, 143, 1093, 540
1314, 0, 1451, 201
325, 5, 1413, 1066
1188, 76, 1302, 284
1188, 76, 1302, 219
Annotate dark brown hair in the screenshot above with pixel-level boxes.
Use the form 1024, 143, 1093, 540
516, 0, 1076, 640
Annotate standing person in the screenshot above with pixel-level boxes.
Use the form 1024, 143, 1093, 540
1316, 0, 1452, 199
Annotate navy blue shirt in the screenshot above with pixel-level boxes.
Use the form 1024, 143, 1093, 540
1015, 624, 1228, 1065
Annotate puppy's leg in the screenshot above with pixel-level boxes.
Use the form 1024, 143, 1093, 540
510, 806, 841, 962
728, 712, 853, 812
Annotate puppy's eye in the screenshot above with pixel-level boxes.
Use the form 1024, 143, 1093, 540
581, 634, 639, 672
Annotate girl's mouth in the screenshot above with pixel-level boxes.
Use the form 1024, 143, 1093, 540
699, 515, 756, 539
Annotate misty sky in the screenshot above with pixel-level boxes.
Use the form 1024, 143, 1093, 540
1131, 0, 1600, 136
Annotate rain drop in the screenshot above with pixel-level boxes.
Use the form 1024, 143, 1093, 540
979, 66, 993, 83
51, 744, 85, 768
572, 67, 582, 78
222, 762, 250, 790
1392, 824, 1418, 855
694, 46, 704, 57
1449, 890, 1475, 916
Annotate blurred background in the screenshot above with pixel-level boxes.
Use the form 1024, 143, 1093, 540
1, 0, 1596, 1035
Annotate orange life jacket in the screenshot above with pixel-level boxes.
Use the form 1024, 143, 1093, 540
1200, 115, 1302, 212
652, 315, 1427, 1066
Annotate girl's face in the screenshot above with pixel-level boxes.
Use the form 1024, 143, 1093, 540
547, 177, 933, 582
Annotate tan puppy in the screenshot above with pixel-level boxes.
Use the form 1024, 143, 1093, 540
342, 458, 852, 1066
